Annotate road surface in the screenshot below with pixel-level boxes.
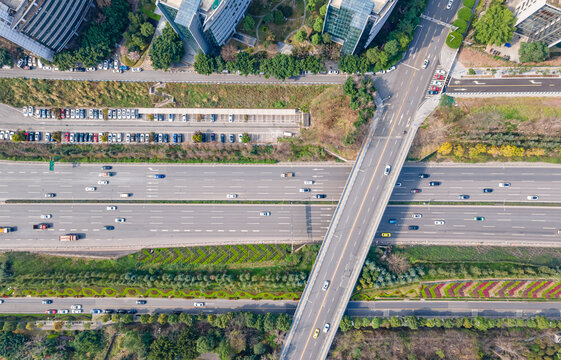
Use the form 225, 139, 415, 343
446, 78, 561, 94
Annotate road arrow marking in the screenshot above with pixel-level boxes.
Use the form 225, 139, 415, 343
473, 81, 485, 84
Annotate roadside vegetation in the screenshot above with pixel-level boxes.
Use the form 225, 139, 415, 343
409, 96, 561, 163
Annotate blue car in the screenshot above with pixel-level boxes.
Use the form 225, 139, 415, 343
154, 174, 165, 179
388, 219, 397, 224
173, 134, 178, 143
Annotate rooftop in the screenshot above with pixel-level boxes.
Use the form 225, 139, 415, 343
329, 0, 388, 14
0, 0, 23, 10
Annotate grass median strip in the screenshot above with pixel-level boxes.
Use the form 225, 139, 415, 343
6, 199, 338, 205
388, 201, 561, 207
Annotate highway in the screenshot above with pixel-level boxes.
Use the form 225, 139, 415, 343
281, 0, 464, 356
0, 68, 346, 85
2, 298, 561, 320
0, 162, 348, 201
6, 162, 561, 202
446, 78, 561, 94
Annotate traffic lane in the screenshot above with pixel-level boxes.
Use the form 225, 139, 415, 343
377, 205, 561, 240
0, 162, 350, 201
447, 78, 561, 93
0, 204, 334, 250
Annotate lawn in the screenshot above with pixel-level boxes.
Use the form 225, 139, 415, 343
142, 2, 160, 21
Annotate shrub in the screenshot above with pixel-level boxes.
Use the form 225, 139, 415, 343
468, 68, 476, 75
463, 0, 475, 7
453, 18, 468, 33
458, 7, 472, 22
446, 31, 463, 49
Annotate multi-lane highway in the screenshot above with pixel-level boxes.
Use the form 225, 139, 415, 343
0, 162, 347, 201
6, 162, 561, 202
446, 78, 561, 94
281, 0, 464, 356
3, 298, 561, 320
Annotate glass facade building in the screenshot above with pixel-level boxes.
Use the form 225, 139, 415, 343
514, 0, 561, 46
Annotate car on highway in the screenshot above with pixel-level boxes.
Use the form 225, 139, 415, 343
85, 187, 96, 192
388, 219, 397, 224
384, 164, 391, 175
226, 194, 238, 199
458, 195, 470, 199
410, 189, 421, 193
474, 217, 485, 221
395, 182, 402, 187
323, 323, 330, 333
136, 300, 147, 305
41, 214, 52, 219
408, 225, 419, 230
381, 233, 391, 237
71, 305, 82, 309
304, 180, 314, 185
71, 309, 82, 314
154, 174, 165, 179
115, 218, 126, 223
299, 188, 311, 193
98, 180, 109, 185
91, 309, 102, 314
527, 195, 539, 200
418, 174, 430, 178
315, 194, 327, 199
107, 206, 117, 211
44, 193, 56, 198
412, 213, 422, 218
46, 309, 57, 314
194, 302, 205, 307
483, 188, 493, 193
102, 166, 112, 170
422, 59, 429, 69
260, 211, 271, 216
429, 181, 441, 186
313, 328, 320, 339
99, 172, 112, 177
434, 220, 445, 225
322, 280, 330, 291
58, 309, 69, 314
41, 300, 53, 304
104, 226, 115, 230
499, 182, 511, 187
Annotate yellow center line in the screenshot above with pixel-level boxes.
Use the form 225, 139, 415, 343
296, 24, 436, 360
449, 84, 542, 88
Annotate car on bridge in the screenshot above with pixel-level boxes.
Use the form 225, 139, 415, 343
46, 309, 57, 314
483, 188, 493, 193
527, 195, 539, 200
499, 182, 511, 187
418, 174, 430, 178
381, 233, 391, 237
474, 217, 485, 221
313, 329, 320, 338
408, 225, 419, 230
410, 189, 421, 193
458, 195, 470, 199
322, 280, 330, 291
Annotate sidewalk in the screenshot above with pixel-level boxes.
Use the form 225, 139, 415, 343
451, 65, 561, 79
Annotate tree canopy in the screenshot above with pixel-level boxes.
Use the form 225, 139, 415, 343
518, 41, 549, 63
474, 1, 516, 45
149, 23, 185, 70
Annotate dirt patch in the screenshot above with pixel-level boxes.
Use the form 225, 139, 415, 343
459, 46, 561, 68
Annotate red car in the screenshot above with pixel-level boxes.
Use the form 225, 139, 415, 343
46, 309, 57, 314
93, 133, 98, 142
433, 75, 445, 80
430, 86, 441, 91
64, 132, 70, 142
410, 189, 421, 193
60, 109, 65, 119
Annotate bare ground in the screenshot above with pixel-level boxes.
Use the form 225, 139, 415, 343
459, 46, 561, 68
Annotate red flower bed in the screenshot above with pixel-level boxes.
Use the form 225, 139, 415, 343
458, 282, 473, 297
532, 281, 552, 298
522, 281, 542, 297
497, 281, 514, 298
472, 282, 488, 297
447, 282, 461, 297
508, 281, 526, 296
545, 283, 561, 298
434, 284, 445, 298
482, 282, 499, 298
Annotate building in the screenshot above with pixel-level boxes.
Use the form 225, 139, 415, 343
0, 0, 93, 61
157, 0, 250, 61
513, 0, 561, 46
322, 0, 398, 55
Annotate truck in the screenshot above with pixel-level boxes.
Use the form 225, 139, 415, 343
281, 172, 294, 178
33, 223, 49, 230
59, 235, 78, 241
0, 227, 12, 233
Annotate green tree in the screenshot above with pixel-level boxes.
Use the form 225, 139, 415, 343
463, 0, 475, 7
196, 336, 216, 353
294, 30, 307, 43
272, 10, 285, 25
339, 316, 353, 332
140, 22, 156, 38
446, 31, 463, 49
2, 322, 15, 331
241, 133, 251, 143
319, 4, 328, 16
73, 331, 105, 357
276, 313, 291, 331
474, 1, 516, 45
158, 313, 168, 325
139, 314, 150, 324
148, 337, 178, 360
254, 342, 267, 355
0, 48, 12, 67
0, 331, 26, 358
384, 39, 400, 58
242, 16, 255, 32
263, 313, 276, 332
311, 33, 321, 45
313, 17, 324, 33
322, 33, 332, 43
192, 131, 203, 143
457, 7, 473, 21
176, 329, 199, 359
519, 41, 549, 63
122, 330, 148, 359
149, 23, 185, 70
453, 18, 468, 33
194, 52, 215, 75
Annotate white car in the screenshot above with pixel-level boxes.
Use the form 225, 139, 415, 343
226, 194, 238, 199
384, 165, 391, 176
412, 214, 422, 219
229, 114, 234, 122
323, 323, 330, 333
59, 309, 69, 314
23, 106, 28, 116
0, 299, 4, 304
434, 220, 445, 225
85, 187, 96, 192
304, 180, 315, 185
499, 182, 511, 187
322, 280, 330, 291
446, 2, 452, 9
70, 304, 82, 310
260, 211, 271, 216
422, 59, 429, 69
527, 195, 539, 200
98, 180, 109, 185
435, 69, 446, 75
194, 302, 205, 307
115, 218, 126, 223
40, 214, 52, 219
106, 206, 117, 211
71, 309, 82, 314
432, 81, 443, 86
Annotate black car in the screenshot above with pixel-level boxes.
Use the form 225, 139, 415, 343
408, 225, 419, 230
315, 194, 327, 199
458, 195, 470, 200
136, 300, 147, 305
210, 133, 216, 142
483, 188, 493, 193
220, 134, 225, 143
102, 166, 112, 170
418, 174, 430, 179
429, 181, 441, 186
127, 309, 137, 314
104, 309, 115, 314
116, 309, 127, 314
104, 226, 115, 230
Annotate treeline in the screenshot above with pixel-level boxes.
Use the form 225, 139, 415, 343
194, 52, 325, 80
52, 0, 130, 70
358, 259, 425, 291
342, 77, 376, 146
341, 314, 561, 332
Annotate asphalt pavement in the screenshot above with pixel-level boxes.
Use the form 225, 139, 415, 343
3, 297, 561, 320
446, 78, 561, 94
